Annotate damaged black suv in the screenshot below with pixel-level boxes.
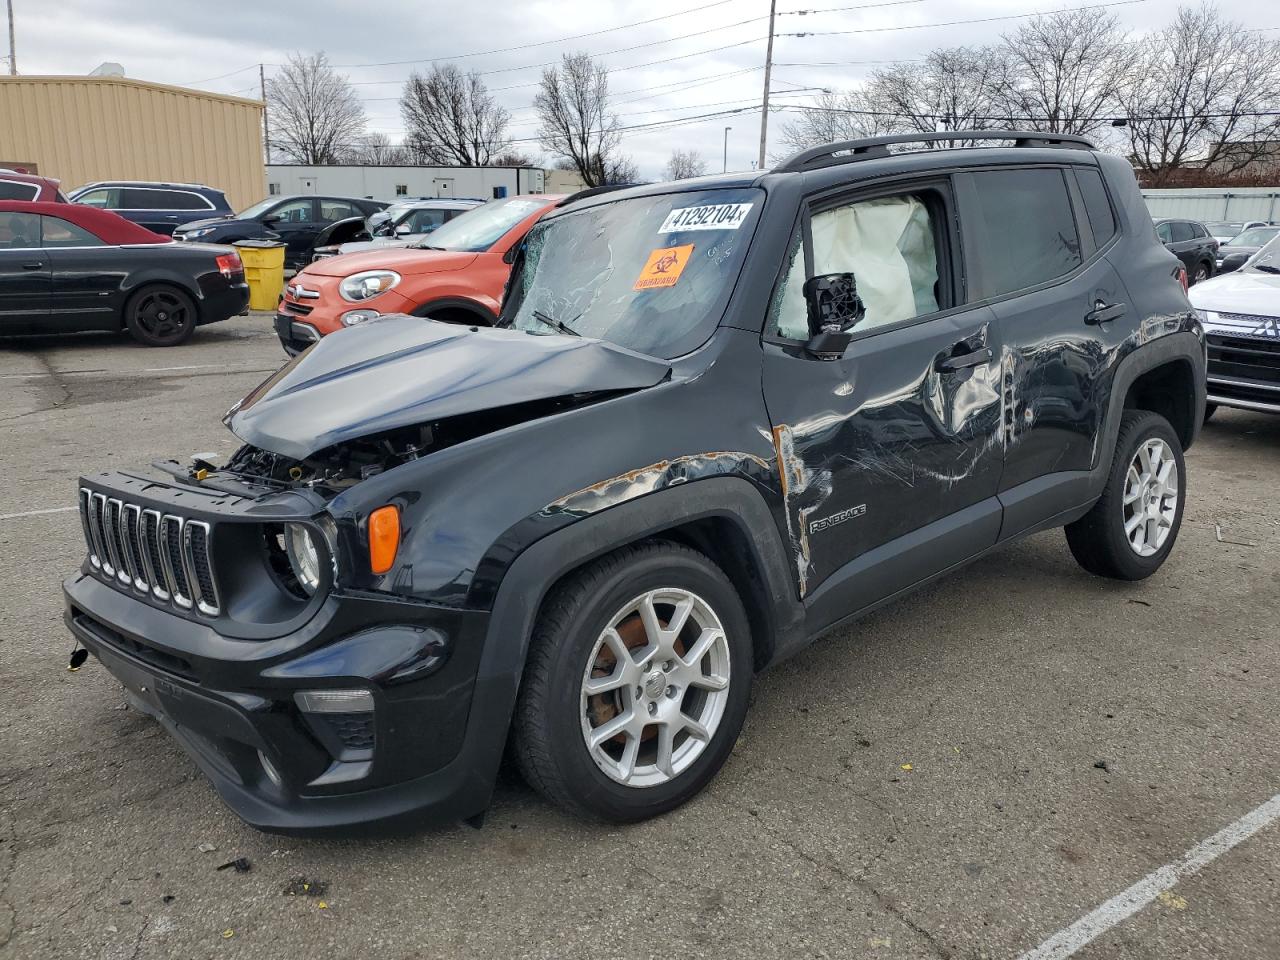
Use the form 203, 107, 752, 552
65, 132, 1205, 833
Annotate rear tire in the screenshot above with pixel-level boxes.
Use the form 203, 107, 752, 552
1192, 261, 1211, 284
1065, 410, 1186, 581
513, 541, 752, 822
124, 284, 197, 347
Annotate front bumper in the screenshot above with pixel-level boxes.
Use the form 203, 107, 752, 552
274, 312, 320, 355
64, 568, 496, 835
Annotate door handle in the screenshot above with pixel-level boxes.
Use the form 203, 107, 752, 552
1085, 301, 1126, 325
936, 347, 992, 372
20, 261, 44, 270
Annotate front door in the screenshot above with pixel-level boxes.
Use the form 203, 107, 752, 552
264, 198, 319, 264
43, 213, 122, 332
0, 211, 51, 333
760, 179, 1005, 626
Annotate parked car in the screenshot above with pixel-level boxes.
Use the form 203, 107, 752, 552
69, 181, 233, 237
1153, 217, 1218, 283
63, 131, 1205, 833
310, 198, 484, 261
0, 200, 247, 345
1203, 220, 1270, 245
172, 195, 388, 268
0, 169, 67, 202
1214, 224, 1280, 273
1189, 232, 1280, 417
275, 194, 558, 354
365, 197, 434, 235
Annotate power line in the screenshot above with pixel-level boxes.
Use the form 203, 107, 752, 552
784, 0, 1149, 37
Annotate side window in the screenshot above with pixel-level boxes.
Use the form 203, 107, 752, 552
75, 188, 118, 208
268, 199, 313, 223
0, 211, 41, 249
41, 217, 104, 248
165, 191, 212, 211
1170, 221, 1193, 243
319, 199, 360, 221
120, 188, 170, 209
1075, 168, 1117, 247
0, 179, 39, 200
1156, 221, 1173, 243
968, 169, 1082, 296
405, 208, 449, 233
769, 192, 943, 339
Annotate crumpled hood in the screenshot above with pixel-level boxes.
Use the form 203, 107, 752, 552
1190, 270, 1280, 316
175, 215, 236, 232
226, 314, 672, 460
302, 247, 476, 278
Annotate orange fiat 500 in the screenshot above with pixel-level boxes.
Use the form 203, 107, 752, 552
274, 194, 560, 355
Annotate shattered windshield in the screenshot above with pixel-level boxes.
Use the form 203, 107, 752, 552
503, 187, 763, 359
411, 196, 548, 252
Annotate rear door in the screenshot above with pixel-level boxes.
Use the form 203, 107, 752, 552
760, 176, 1005, 620
955, 164, 1128, 537
0, 211, 51, 333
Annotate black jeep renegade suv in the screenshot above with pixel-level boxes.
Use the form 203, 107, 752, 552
64, 132, 1205, 833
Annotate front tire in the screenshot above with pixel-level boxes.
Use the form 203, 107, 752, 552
1065, 410, 1186, 580
513, 542, 752, 822
124, 284, 197, 347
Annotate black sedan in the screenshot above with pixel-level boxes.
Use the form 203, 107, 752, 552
172, 195, 388, 268
0, 200, 248, 346
1216, 225, 1280, 273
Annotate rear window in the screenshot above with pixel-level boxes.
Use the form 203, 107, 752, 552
1075, 168, 1117, 247
966, 169, 1082, 297
0, 179, 39, 200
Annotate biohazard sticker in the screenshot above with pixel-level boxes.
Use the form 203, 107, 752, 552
634, 244, 694, 290
658, 203, 753, 233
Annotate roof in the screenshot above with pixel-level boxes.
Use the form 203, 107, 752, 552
0, 74, 263, 108
0, 200, 170, 244
72, 180, 218, 192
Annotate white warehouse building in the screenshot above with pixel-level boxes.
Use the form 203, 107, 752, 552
265, 164, 546, 203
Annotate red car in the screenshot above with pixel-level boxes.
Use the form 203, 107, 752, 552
275, 194, 562, 354
0, 169, 67, 202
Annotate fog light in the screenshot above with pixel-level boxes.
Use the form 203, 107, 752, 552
258, 749, 283, 788
341, 309, 380, 326
294, 689, 375, 713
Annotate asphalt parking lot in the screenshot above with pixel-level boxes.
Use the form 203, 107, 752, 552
1, 314, 1278, 960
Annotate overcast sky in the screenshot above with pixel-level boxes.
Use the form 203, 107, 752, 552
13, 0, 1273, 183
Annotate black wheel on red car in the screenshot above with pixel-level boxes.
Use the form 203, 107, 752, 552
513, 541, 753, 822
124, 284, 197, 347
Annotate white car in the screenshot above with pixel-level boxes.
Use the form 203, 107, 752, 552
1189, 233, 1280, 416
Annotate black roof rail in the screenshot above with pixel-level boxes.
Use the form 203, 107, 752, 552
775, 130, 1096, 173
555, 183, 638, 207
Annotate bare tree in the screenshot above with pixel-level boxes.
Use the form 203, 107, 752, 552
866, 46, 1008, 135
353, 132, 410, 165
400, 64, 510, 165
490, 149, 537, 167
996, 9, 1134, 135
536, 52, 631, 187
1120, 4, 1280, 185
664, 149, 707, 180
266, 52, 367, 163
776, 89, 899, 154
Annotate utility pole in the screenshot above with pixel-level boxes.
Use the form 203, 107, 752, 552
723, 126, 732, 173
259, 63, 269, 162
6, 0, 16, 76
757, 0, 777, 171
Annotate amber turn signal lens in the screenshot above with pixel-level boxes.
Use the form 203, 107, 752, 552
368, 505, 400, 575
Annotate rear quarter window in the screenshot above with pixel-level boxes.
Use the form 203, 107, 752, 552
0, 179, 39, 200
1075, 168, 1117, 247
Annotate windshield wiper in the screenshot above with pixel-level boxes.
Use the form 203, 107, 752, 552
1252, 263, 1280, 274
533, 309, 582, 338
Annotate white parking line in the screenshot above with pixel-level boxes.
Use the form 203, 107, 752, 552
1019, 792, 1280, 959
0, 363, 276, 380
0, 505, 78, 521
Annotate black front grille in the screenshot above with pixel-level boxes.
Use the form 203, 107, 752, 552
281, 300, 313, 316
80, 490, 219, 616
1207, 334, 1280, 387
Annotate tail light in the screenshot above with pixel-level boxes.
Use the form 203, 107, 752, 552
1175, 265, 1188, 292
215, 251, 244, 280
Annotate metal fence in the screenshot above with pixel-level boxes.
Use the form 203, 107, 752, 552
1141, 188, 1280, 222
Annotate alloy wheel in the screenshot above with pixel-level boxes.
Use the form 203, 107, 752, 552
579, 588, 731, 788
1122, 438, 1179, 556
133, 291, 189, 340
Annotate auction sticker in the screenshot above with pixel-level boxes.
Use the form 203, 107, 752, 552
658, 203, 753, 233
634, 244, 694, 290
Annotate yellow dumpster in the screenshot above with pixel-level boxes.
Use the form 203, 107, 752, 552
233, 240, 287, 312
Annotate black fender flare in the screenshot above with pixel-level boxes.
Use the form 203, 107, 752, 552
455, 476, 801, 814
410, 297, 497, 325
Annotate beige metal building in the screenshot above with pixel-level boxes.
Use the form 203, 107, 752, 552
0, 75, 265, 208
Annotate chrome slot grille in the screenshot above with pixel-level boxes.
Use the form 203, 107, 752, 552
78, 489, 220, 615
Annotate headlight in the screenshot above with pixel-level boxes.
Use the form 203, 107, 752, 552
283, 522, 322, 595
341, 309, 380, 326
183, 226, 217, 239
339, 270, 400, 302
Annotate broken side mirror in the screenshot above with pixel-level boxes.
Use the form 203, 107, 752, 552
803, 272, 865, 360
